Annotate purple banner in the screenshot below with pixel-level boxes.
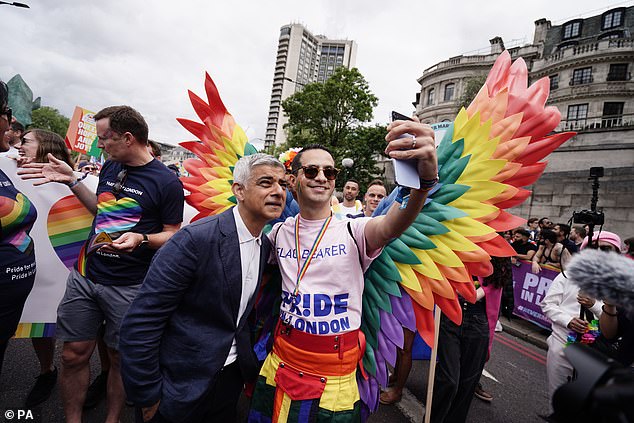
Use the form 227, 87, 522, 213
512, 260, 559, 330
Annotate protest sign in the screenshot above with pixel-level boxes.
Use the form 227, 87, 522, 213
512, 260, 559, 330
65, 106, 101, 157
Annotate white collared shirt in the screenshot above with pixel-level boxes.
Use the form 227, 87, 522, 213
224, 205, 262, 366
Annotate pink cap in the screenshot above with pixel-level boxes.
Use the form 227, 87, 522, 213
580, 230, 622, 251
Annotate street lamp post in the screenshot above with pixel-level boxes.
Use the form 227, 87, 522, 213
342, 158, 354, 181
284, 77, 306, 87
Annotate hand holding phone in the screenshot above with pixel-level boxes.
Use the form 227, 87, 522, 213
390, 111, 420, 189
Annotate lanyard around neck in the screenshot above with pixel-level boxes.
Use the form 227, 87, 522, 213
292, 214, 332, 298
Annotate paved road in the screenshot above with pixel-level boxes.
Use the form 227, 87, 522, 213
401, 329, 550, 423
0, 328, 547, 423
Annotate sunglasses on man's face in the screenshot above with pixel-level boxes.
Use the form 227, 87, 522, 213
1, 108, 11, 124
296, 165, 339, 181
113, 169, 128, 194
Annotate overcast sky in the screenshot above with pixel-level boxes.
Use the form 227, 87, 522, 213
1, 0, 627, 149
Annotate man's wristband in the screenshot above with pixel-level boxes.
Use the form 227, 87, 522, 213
419, 175, 439, 191
602, 305, 618, 317
67, 173, 88, 189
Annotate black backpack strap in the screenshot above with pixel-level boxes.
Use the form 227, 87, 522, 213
272, 222, 283, 245
347, 221, 364, 269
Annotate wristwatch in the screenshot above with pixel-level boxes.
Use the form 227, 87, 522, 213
139, 234, 149, 247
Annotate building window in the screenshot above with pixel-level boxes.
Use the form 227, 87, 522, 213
602, 102, 624, 127
607, 63, 630, 81
444, 83, 455, 101
562, 20, 582, 39
571, 67, 593, 85
599, 31, 624, 40
602, 9, 624, 30
427, 88, 435, 106
550, 74, 559, 90
567, 103, 588, 126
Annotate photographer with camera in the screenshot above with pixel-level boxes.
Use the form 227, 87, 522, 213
591, 234, 634, 368
541, 232, 625, 418
539, 232, 623, 414
550, 242, 634, 423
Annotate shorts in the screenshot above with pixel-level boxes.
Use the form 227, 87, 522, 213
56, 268, 140, 349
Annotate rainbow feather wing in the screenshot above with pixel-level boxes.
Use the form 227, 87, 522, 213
178, 73, 259, 221
357, 51, 575, 413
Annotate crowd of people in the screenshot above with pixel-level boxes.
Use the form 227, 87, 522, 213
2, 77, 634, 423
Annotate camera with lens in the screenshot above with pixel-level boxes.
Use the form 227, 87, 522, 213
572, 209, 604, 226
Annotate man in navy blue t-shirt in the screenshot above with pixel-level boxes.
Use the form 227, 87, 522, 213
19, 105, 184, 423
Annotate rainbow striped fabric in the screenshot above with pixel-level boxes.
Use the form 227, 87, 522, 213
46, 195, 93, 269
0, 192, 37, 253
249, 328, 362, 423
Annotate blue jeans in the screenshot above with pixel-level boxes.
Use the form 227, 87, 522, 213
430, 301, 490, 423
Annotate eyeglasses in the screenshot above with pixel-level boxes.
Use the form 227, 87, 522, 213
1, 107, 11, 123
295, 165, 339, 181
113, 169, 128, 194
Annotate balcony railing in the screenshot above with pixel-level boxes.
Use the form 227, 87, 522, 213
555, 113, 632, 132
537, 38, 634, 71
607, 72, 631, 81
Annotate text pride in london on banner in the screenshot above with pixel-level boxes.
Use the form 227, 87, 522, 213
65, 106, 101, 157
512, 260, 560, 330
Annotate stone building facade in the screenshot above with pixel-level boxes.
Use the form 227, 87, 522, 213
415, 6, 634, 238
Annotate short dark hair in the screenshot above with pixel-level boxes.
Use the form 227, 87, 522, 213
367, 179, 384, 188
527, 217, 539, 224
0, 80, 8, 111
540, 229, 557, 244
625, 237, 634, 254
539, 217, 550, 225
344, 179, 360, 187
515, 228, 530, 238
572, 225, 587, 239
10, 121, 24, 132
94, 105, 149, 144
556, 223, 571, 237
148, 140, 161, 157
290, 144, 333, 174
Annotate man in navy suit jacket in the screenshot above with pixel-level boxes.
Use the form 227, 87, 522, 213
119, 154, 287, 423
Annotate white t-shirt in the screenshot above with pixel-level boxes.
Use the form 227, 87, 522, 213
338, 201, 362, 216
269, 215, 382, 335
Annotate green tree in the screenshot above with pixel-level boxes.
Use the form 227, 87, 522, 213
455, 75, 487, 113
30, 106, 70, 138
280, 67, 384, 189
336, 125, 388, 190
262, 142, 290, 160
282, 67, 378, 149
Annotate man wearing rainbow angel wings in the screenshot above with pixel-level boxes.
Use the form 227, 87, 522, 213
160, 51, 574, 422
